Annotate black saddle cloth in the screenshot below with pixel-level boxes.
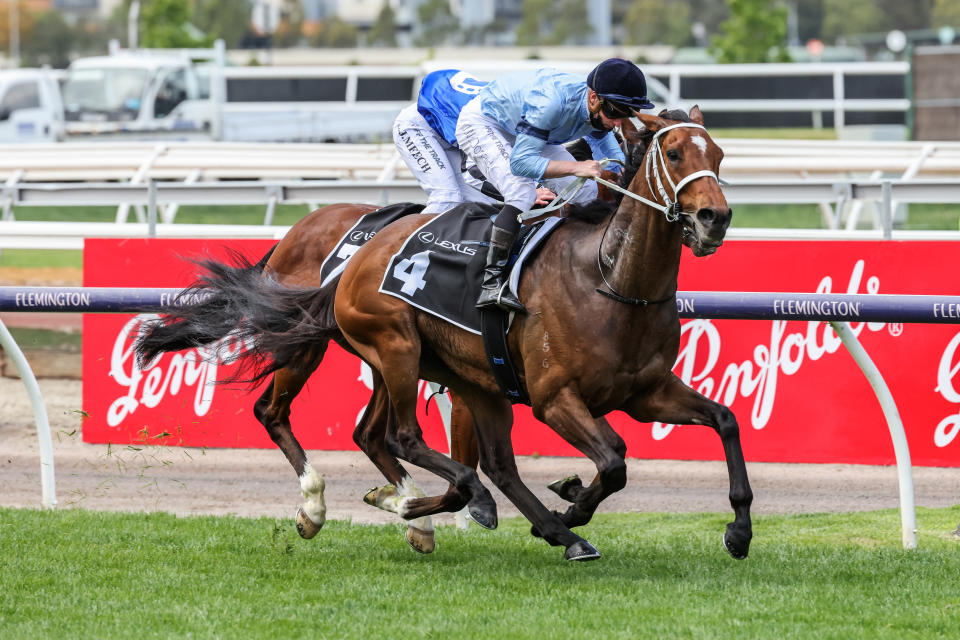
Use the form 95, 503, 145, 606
318, 202, 425, 287
378, 202, 550, 335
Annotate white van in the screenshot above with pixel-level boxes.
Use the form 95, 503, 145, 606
61, 52, 215, 139
0, 69, 64, 143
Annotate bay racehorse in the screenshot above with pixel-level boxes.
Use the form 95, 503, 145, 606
133, 141, 629, 554
327, 106, 753, 561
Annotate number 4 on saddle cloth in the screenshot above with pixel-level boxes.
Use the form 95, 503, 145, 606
321, 201, 560, 404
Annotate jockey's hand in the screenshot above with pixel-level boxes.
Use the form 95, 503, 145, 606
572, 160, 603, 178
534, 187, 556, 205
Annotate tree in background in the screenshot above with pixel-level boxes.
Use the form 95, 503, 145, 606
623, 0, 691, 46
820, 0, 887, 42
515, 0, 551, 46
309, 17, 359, 48
139, 0, 209, 47
273, 0, 305, 47
368, 2, 397, 47
192, 0, 254, 49
21, 10, 72, 67
516, 0, 590, 45
416, 0, 458, 47
794, 0, 824, 43
550, 0, 592, 45
876, 0, 934, 32
933, 0, 960, 27
709, 0, 791, 62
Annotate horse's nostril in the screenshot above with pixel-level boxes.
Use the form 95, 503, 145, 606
697, 208, 716, 225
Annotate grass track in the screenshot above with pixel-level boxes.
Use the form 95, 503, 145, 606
2, 507, 959, 639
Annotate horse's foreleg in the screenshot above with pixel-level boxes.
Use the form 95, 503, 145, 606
533, 388, 628, 532
459, 386, 600, 561
625, 373, 753, 559
354, 368, 435, 553
253, 361, 327, 539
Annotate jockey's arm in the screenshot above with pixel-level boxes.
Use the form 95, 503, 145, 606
511, 131, 603, 181
542, 159, 603, 179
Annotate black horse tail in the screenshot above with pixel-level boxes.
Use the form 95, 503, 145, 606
134, 245, 345, 385
134, 245, 279, 365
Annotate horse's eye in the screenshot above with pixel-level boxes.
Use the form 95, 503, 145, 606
667, 149, 680, 161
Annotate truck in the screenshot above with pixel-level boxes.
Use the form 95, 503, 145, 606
60, 41, 221, 140
0, 68, 64, 143
59, 40, 420, 143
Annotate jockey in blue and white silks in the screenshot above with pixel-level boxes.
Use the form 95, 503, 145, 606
393, 70, 499, 215
456, 58, 655, 312
393, 69, 560, 215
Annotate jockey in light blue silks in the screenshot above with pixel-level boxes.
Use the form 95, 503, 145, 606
393, 59, 655, 313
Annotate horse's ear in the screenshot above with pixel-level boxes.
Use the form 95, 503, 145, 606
620, 117, 645, 145
689, 104, 704, 126
633, 111, 669, 132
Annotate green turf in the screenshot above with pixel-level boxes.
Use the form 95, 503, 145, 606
4, 204, 313, 226
713, 128, 838, 140
1, 507, 958, 639
0, 249, 83, 269
2, 198, 957, 271
4, 327, 81, 350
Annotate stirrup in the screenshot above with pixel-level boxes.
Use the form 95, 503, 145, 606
477, 284, 525, 313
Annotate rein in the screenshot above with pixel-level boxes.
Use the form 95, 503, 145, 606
595, 122, 719, 306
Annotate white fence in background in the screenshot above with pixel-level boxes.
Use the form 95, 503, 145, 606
1, 177, 959, 250
5, 138, 960, 184
0, 138, 957, 248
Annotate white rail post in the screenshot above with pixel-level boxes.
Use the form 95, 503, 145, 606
833, 69, 845, 132
0, 318, 57, 509
830, 320, 916, 549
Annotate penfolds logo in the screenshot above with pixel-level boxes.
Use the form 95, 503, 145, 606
655, 260, 899, 439
106, 315, 254, 427
935, 331, 960, 448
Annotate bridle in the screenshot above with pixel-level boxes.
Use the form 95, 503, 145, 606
595, 122, 721, 306
594, 122, 720, 222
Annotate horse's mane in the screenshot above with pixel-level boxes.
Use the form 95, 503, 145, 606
566, 109, 694, 224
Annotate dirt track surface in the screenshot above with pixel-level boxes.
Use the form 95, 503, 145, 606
3, 378, 960, 527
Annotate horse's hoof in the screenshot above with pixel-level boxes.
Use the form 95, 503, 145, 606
547, 475, 583, 502
564, 540, 601, 562
467, 503, 498, 530
295, 506, 323, 540
722, 529, 750, 560
405, 525, 436, 554
363, 484, 396, 508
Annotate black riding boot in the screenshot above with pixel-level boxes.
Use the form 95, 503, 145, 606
476, 225, 526, 313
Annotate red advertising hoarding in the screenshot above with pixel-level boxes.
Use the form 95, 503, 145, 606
82, 237, 960, 467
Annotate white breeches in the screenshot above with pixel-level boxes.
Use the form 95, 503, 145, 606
454, 98, 598, 212
393, 104, 498, 214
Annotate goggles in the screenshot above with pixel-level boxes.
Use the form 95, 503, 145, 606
598, 98, 633, 120
593, 89, 655, 117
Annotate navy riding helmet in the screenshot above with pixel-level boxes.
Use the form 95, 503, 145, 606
587, 58, 655, 118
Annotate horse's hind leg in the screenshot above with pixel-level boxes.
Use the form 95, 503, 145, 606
625, 373, 753, 559
253, 355, 327, 539
353, 339, 498, 529
354, 368, 436, 553
401, 391, 479, 521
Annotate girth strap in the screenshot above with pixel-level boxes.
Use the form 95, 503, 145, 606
480, 308, 531, 405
